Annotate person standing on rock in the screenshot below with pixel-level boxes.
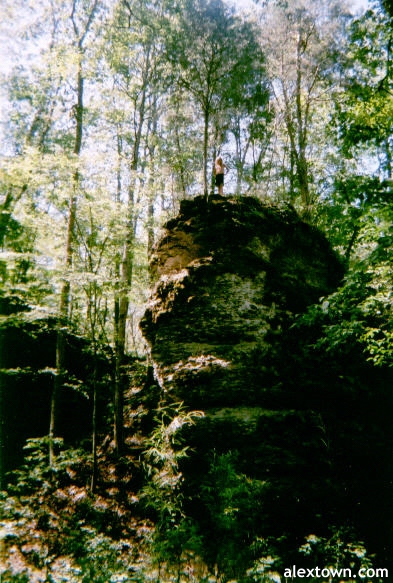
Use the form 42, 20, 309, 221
213, 156, 228, 196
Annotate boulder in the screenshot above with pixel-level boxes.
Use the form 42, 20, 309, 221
140, 195, 389, 574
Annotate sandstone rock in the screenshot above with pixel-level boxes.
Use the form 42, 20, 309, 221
140, 195, 389, 574
141, 195, 343, 412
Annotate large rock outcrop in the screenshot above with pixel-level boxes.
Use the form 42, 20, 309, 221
140, 195, 390, 575
141, 196, 342, 406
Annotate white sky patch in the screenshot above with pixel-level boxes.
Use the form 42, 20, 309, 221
225, 0, 369, 13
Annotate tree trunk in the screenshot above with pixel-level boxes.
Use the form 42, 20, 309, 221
50, 57, 83, 465
295, 33, 311, 216
384, 137, 392, 178
113, 46, 150, 454
203, 108, 210, 200
114, 218, 134, 455
90, 359, 98, 492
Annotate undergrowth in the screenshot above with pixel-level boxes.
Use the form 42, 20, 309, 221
0, 417, 383, 582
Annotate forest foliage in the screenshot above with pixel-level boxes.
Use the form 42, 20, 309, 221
1, 0, 393, 580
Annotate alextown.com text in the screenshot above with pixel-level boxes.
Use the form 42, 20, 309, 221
284, 566, 388, 579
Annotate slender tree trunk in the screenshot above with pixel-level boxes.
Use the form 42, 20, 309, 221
114, 351, 124, 455
90, 358, 98, 492
50, 58, 83, 466
114, 201, 134, 455
114, 160, 138, 455
174, 127, 187, 197
279, 33, 312, 216
147, 198, 154, 256
147, 102, 158, 255
295, 34, 311, 216
384, 137, 392, 178
344, 223, 360, 262
114, 215, 135, 455
211, 144, 218, 197
113, 48, 150, 453
203, 108, 210, 200
84, 279, 99, 492
281, 77, 298, 200
234, 125, 242, 195
51, 191, 77, 465
113, 129, 123, 454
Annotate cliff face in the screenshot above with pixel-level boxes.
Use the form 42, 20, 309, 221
141, 196, 342, 409
140, 196, 389, 574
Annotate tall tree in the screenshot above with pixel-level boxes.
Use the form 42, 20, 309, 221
104, 0, 167, 453
335, 7, 393, 177
319, 5, 393, 261
259, 0, 351, 216
49, 0, 101, 465
166, 0, 267, 199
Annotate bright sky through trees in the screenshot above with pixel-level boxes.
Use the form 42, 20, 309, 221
0, 0, 370, 157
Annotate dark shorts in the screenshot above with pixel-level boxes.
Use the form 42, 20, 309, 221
215, 173, 224, 186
